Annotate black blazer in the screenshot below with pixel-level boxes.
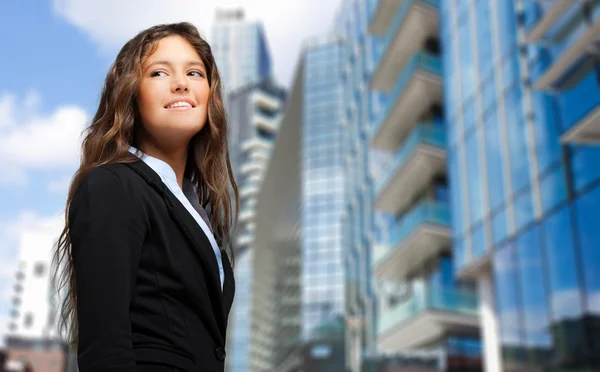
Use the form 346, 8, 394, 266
70, 160, 235, 372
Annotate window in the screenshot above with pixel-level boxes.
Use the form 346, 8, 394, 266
466, 129, 484, 226
458, 20, 475, 103
571, 146, 600, 195
540, 165, 568, 214
542, 206, 587, 360
493, 243, 526, 369
484, 108, 506, 210
532, 92, 561, 173
34, 263, 45, 277
476, 0, 493, 81
574, 185, 600, 316
516, 226, 551, 364
471, 223, 486, 261
24, 313, 34, 328
514, 188, 534, 232
492, 208, 508, 247
504, 86, 531, 193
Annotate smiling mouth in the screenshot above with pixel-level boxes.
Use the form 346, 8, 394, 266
165, 101, 195, 109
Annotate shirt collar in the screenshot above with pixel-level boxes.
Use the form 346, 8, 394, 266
129, 146, 199, 198
128, 146, 179, 185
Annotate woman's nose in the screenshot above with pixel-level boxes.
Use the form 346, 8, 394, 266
171, 76, 188, 92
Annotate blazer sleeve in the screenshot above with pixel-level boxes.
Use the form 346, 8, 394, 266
69, 166, 146, 372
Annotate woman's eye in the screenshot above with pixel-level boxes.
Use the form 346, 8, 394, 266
189, 71, 204, 77
150, 71, 167, 77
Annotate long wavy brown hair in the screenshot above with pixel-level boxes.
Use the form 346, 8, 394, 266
51, 22, 238, 347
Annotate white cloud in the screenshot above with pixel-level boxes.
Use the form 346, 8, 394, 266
52, 0, 342, 87
47, 176, 72, 196
0, 92, 88, 185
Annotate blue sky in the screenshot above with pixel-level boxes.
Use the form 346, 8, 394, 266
0, 0, 340, 342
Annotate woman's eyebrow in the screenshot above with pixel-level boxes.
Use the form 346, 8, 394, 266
144, 60, 206, 71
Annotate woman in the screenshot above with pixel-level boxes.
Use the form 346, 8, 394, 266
52, 22, 238, 372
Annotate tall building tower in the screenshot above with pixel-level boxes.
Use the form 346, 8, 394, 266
297, 36, 349, 370
441, 0, 600, 371
211, 9, 286, 372
224, 81, 286, 372
249, 31, 377, 371
6, 221, 61, 341
367, 0, 482, 370
249, 37, 350, 372
210, 9, 272, 95
250, 57, 304, 372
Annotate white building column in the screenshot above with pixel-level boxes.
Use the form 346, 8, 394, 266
477, 272, 502, 372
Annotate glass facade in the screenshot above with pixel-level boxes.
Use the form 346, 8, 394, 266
442, 0, 600, 370
301, 39, 347, 341
335, 0, 378, 367
366, 0, 482, 369
225, 82, 285, 372
213, 14, 283, 372
226, 249, 253, 372
211, 16, 272, 95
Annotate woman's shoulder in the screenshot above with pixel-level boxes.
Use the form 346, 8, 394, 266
84, 162, 142, 184
77, 162, 146, 199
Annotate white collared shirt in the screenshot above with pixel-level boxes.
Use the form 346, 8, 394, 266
129, 147, 224, 290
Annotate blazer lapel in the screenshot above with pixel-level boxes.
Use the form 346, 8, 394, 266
125, 161, 227, 334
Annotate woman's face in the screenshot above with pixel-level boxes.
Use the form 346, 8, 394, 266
137, 35, 210, 148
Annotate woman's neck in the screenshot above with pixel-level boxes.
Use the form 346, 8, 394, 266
139, 141, 188, 189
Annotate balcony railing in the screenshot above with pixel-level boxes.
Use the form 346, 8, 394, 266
371, 0, 439, 77
375, 124, 445, 196
371, 52, 441, 148
374, 200, 450, 264
378, 285, 478, 336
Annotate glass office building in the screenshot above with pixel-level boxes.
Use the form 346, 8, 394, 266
441, 0, 600, 370
301, 36, 347, 344
212, 10, 285, 372
224, 82, 285, 372
366, 0, 482, 370
210, 9, 272, 95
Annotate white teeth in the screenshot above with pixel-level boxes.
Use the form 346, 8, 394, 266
167, 101, 192, 108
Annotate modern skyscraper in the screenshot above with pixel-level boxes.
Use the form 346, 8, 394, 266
6, 221, 62, 341
248, 28, 377, 370
210, 9, 272, 95
224, 81, 286, 372
243, 56, 304, 372
441, 0, 600, 370
211, 9, 287, 372
367, 0, 482, 370
297, 35, 350, 371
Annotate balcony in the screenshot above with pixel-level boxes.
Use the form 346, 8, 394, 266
253, 90, 281, 111
254, 111, 279, 132
378, 285, 479, 351
236, 232, 255, 249
368, 0, 403, 36
371, 52, 442, 151
239, 207, 256, 222
241, 137, 272, 152
374, 125, 446, 215
373, 201, 451, 281
371, 0, 439, 92
535, 8, 600, 91
561, 104, 600, 144
240, 161, 266, 175
240, 183, 260, 198
526, 0, 572, 43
